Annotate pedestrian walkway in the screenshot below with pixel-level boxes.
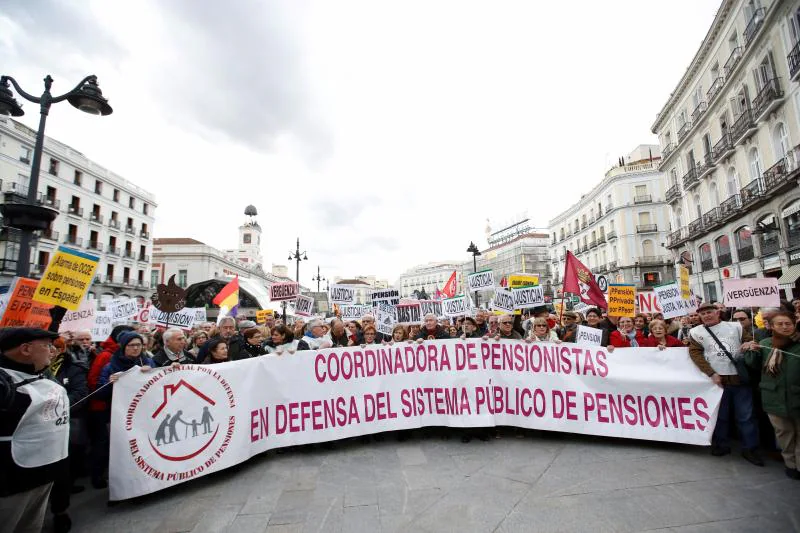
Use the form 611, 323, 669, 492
64, 430, 800, 532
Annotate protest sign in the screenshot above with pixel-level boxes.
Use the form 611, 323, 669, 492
722, 277, 780, 308
374, 307, 394, 336
0, 277, 53, 329
508, 274, 539, 289
295, 295, 314, 317
442, 295, 468, 317
149, 307, 202, 329
92, 310, 113, 341
654, 283, 696, 319
270, 282, 299, 302
467, 270, 495, 292
419, 300, 443, 318
329, 285, 356, 305
135, 302, 152, 324
194, 308, 207, 325
375, 301, 397, 322
370, 289, 400, 306
512, 285, 545, 309
608, 284, 636, 317
492, 288, 515, 314
110, 339, 723, 500
637, 291, 662, 314
678, 265, 690, 299
256, 309, 274, 324
340, 304, 371, 321
396, 302, 422, 324
572, 302, 590, 314
576, 325, 603, 346
33, 246, 99, 310
107, 298, 139, 323
58, 299, 97, 333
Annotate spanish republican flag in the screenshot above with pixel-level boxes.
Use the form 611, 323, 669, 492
213, 276, 239, 321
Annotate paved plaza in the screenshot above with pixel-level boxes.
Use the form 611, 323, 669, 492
64, 430, 800, 533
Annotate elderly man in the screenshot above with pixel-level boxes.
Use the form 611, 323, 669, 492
197, 317, 244, 362
359, 314, 388, 343
688, 302, 762, 465
66, 329, 96, 366
474, 310, 489, 336
152, 328, 194, 366
415, 314, 450, 340
297, 319, 333, 351
495, 314, 523, 340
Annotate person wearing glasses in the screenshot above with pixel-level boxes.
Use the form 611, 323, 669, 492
527, 317, 560, 342
732, 309, 753, 334
495, 315, 522, 340
0, 328, 67, 533
96, 332, 156, 397
415, 314, 451, 341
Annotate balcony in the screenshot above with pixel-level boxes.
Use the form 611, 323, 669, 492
691, 101, 707, 124
580, 222, 587, 230
89, 213, 104, 224
107, 246, 120, 256
666, 228, 687, 248
636, 224, 658, 233
688, 218, 704, 238
108, 219, 120, 230
592, 264, 606, 274
662, 142, 675, 160
637, 256, 666, 266
789, 41, 800, 81
665, 183, 681, 204
634, 194, 652, 204
67, 205, 83, 218
752, 78, 783, 122
40, 228, 59, 241
731, 108, 757, 145
744, 7, 765, 46
42, 196, 60, 210
697, 160, 715, 180
700, 258, 714, 271
607, 230, 617, 240
559, 252, 566, 261
138, 254, 150, 262
719, 194, 741, 220
677, 121, 692, 142
589, 239, 598, 249
707, 76, 725, 103
597, 235, 607, 245
737, 245, 755, 261
703, 151, 715, 168
125, 226, 136, 236
607, 261, 617, 270
64, 235, 82, 247
713, 132, 734, 162
87, 241, 102, 251
123, 250, 135, 260
140, 231, 150, 240
724, 46, 742, 78
682, 167, 699, 190
740, 178, 764, 207
763, 157, 794, 192
718, 252, 733, 267
702, 207, 721, 230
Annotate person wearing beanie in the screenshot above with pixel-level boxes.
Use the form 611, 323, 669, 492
96, 332, 156, 399
85, 325, 134, 489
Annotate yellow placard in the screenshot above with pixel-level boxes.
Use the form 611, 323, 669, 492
678, 265, 690, 299
607, 284, 636, 318
32, 246, 99, 310
508, 274, 539, 289
256, 309, 274, 324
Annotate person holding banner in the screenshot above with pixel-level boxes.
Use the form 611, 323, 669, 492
556, 312, 579, 343
460, 317, 480, 339
609, 317, 648, 348
744, 311, 800, 480
196, 317, 244, 362
241, 328, 269, 357
187, 330, 209, 359
326, 319, 352, 348
495, 315, 523, 340
391, 325, 408, 343
297, 319, 333, 351
265, 325, 297, 355
97, 333, 156, 394
644, 319, 683, 349
584, 308, 610, 347
688, 303, 763, 465
361, 326, 379, 346
415, 314, 450, 341
153, 329, 195, 366
527, 318, 560, 342
203, 339, 230, 364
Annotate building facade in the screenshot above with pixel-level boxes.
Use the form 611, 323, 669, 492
0, 116, 157, 302
549, 145, 674, 295
396, 261, 465, 299
653, 0, 800, 301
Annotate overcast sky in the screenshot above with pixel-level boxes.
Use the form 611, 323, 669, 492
2, 0, 721, 288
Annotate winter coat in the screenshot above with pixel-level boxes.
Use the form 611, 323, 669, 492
87, 337, 118, 412
745, 337, 800, 418
642, 334, 684, 348
609, 329, 648, 348
96, 350, 156, 400
196, 334, 245, 362
415, 326, 450, 340
240, 341, 268, 358
152, 347, 196, 366
52, 353, 89, 417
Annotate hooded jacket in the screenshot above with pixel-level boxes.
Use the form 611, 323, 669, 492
96, 333, 156, 400
87, 337, 119, 413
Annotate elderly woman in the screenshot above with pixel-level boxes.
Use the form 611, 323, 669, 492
391, 324, 408, 343
241, 327, 268, 357
203, 338, 230, 364
528, 317, 560, 342
97, 332, 156, 393
362, 325, 379, 345
634, 313, 649, 337
745, 311, 800, 480
265, 325, 297, 355
188, 330, 209, 358
645, 319, 683, 348
609, 316, 648, 348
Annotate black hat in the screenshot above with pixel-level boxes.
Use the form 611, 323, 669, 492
0, 328, 59, 352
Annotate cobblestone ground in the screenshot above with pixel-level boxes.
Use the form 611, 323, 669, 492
59, 430, 800, 533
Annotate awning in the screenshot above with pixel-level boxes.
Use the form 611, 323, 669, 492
778, 264, 800, 289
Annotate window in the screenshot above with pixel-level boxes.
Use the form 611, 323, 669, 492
675, 207, 684, 228
95, 180, 103, 194
106, 265, 114, 281
643, 272, 660, 287
45, 186, 56, 204
151, 270, 160, 287
642, 239, 655, 257
773, 122, 790, 162
709, 181, 720, 206
694, 194, 703, 220
113, 189, 120, 202
748, 148, 762, 180
89, 230, 99, 248
123, 267, 131, 283
735, 226, 754, 261
138, 270, 144, 284
784, 200, 800, 247
129, 196, 135, 209
139, 245, 146, 259
37, 250, 50, 271
49, 159, 60, 176
726, 166, 740, 196
704, 282, 718, 303
20, 146, 31, 164
143, 203, 149, 216
638, 212, 651, 225
669, 168, 678, 188
700, 243, 713, 270
715, 235, 732, 266
92, 204, 101, 221
178, 270, 188, 288
757, 214, 779, 255
243, 233, 251, 244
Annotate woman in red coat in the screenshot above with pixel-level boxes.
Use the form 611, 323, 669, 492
643, 319, 684, 348
609, 317, 648, 348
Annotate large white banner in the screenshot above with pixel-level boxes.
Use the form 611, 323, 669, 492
110, 340, 722, 501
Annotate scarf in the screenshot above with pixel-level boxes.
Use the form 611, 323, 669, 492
765, 332, 792, 376
49, 353, 65, 377
625, 330, 639, 348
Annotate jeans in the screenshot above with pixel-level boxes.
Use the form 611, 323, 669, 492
713, 384, 759, 450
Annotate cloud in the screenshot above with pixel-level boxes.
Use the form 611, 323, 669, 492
151, 0, 331, 163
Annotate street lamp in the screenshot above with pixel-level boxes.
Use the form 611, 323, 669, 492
0, 74, 112, 277
312, 265, 326, 292
467, 241, 482, 307
287, 237, 308, 282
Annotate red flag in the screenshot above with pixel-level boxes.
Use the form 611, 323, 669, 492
441, 271, 457, 298
562, 251, 607, 308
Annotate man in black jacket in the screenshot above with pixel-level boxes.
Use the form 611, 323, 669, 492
152, 328, 195, 366
415, 314, 450, 340
196, 317, 245, 362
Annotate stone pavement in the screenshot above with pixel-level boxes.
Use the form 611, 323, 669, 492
62, 430, 800, 533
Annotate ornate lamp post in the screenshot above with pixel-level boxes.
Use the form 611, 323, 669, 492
467, 241, 482, 307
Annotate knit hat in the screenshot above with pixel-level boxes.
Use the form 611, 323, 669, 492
118, 331, 144, 350
110, 325, 135, 343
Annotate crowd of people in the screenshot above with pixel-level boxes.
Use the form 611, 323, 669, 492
1, 296, 800, 532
